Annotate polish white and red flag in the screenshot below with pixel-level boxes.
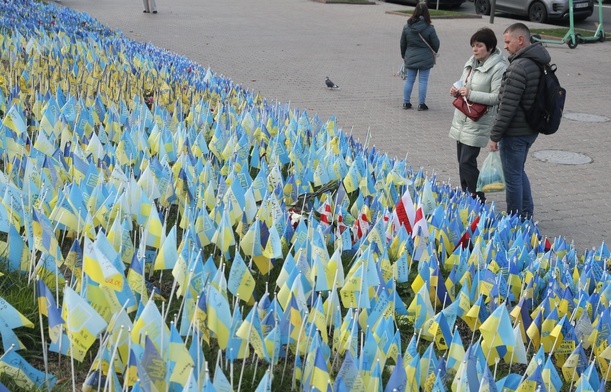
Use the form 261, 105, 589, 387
392, 188, 416, 235
411, 201, 429, 239
354, 210, 370, 240
318, 201, 333, 226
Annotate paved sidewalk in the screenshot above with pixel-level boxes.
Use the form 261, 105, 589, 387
63, 0, 611, 252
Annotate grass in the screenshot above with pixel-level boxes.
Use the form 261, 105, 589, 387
391, 8, 481, 17
530, 27, 596, 38
316, 0, 376, 3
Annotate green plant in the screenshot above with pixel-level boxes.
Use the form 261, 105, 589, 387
392, 8, 474, 16
531, 27, 595, 38
320, 0, 374, 3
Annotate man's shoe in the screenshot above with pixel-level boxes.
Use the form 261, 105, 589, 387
143, 10, 149, 12
152, 10, 157, 13
403, 103, 412, 110
417, 104, 429, 111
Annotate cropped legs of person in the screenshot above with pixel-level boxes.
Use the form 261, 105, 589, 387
456, 141, 484, 202
499, 134, 538, 219
143, 0, 157, 13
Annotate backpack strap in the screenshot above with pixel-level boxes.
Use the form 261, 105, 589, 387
519, 59, 545, 113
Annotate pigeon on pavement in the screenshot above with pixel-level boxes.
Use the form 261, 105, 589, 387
325, 77, 339, 89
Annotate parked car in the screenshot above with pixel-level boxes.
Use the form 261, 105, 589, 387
473, 0, 594, 22
385, 0, 466, 10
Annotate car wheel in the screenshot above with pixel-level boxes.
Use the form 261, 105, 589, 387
528, 1, 547, 23
474, 0, 490, 15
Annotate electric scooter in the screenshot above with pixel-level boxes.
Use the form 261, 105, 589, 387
530, 0, 579, 48
576, 0, 605, 43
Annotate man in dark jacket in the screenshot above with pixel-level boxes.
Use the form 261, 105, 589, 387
488, 23, 551, 220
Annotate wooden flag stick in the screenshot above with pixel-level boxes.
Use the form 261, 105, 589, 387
290, 307, 309, 389
36, 291, 51, 392
603, 356, 611, 382
238, 301, 258, 392
251, 353, 260, 387
280, 321, 292, 386
508, 321, 519, 370
103, 326, 125, 392
229, 349, 234, 392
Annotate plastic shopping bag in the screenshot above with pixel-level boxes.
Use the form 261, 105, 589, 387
398, 64, 407, 80
477, 151, 505, 193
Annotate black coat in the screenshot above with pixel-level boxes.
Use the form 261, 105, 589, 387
490, 42, 552, 141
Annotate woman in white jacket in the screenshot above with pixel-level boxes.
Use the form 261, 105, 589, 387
449, 27, 506, 203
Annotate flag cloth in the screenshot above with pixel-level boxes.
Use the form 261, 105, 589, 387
310, 346, 332, 392
138, 335, 167, 392
212, 207, 236, 253
527, 310, 543, 351
2, 105, 28, 136
131, 298, 170, 356
167, 322, 194, 387
407, 284, 435, 332
0, 295, 34, 329
0, 350, 57, 390
83, 236, 124, 292
62, 286, 108, 361
463, 294, 490, 332
227, 252, 256, 302
0, 316, 26, 351
479, 304, 516, 365
236, 304, 269, 360
154, 225, 178, 270
207, 285, 233, 350
561, 341, 588, 383
384, 353, 407, 392
255, 369, 273, 392
36, 279, 65, 343
392, 187, 416, 234
335, 351, 365, 391
428, 311, 452, 351
213, 362, 233, 392
31, 208, 64, 264
446, 327, 465, 377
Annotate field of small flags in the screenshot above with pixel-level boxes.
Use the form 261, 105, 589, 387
0, 0, 610, 391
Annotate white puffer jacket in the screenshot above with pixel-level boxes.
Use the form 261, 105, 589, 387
449, 48, 506, 148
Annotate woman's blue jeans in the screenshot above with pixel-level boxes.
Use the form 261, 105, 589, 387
403, 68, 430, 105
499, 134, 538, 219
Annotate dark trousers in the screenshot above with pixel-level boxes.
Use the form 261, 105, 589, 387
456, 141, 481, 195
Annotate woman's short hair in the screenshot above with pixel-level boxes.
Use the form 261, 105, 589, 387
470, 27, 497, 52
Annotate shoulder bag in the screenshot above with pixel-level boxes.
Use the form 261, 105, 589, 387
417, 32, 439, 65
452, 68, 488, 121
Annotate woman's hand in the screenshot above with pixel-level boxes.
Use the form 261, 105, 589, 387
450, 87, 469, 98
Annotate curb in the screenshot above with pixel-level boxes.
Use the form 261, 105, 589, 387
385, 10, 483, 18
311, 0, 377, 3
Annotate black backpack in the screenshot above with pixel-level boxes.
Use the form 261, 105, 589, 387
522, 62, 566, 135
